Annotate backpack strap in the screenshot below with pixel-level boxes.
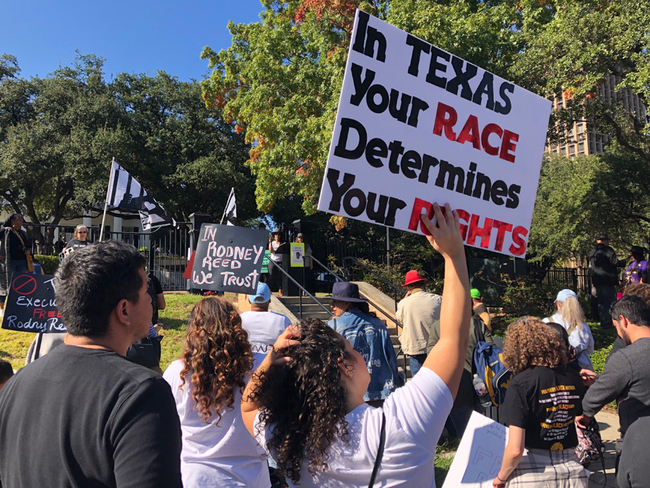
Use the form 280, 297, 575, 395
368, 412, 386, 488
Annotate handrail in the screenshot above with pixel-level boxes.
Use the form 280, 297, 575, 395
344, 256, 405, 297
308, 255, 409, 378
344, 256, 406, 311
309, 254, 345, 281
269, 261, 333, 319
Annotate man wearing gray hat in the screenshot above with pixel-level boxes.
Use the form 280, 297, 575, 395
589, 234, 624, 329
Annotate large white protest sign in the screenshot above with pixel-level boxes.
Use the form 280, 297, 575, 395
442, 412, 508, 488
318, 10, 551, 257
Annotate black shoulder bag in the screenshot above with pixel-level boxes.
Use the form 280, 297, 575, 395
368, 412, 387, 488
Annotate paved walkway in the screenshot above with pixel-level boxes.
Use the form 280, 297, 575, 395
589, 411, 619, 488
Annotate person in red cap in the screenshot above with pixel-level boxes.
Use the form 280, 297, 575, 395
396, 270, 442, 377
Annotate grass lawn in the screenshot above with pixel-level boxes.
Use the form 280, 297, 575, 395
0, 293, 224, 371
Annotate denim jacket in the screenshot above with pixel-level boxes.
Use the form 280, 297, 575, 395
328, 309, 404, 401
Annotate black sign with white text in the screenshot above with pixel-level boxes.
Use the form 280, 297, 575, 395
2, 274, 65, 333
191, 224, 268, 294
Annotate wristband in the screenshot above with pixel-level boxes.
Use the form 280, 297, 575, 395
496, 474, 507, 483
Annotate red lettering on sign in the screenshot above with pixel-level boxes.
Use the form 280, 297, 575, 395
432, 102, 519, 163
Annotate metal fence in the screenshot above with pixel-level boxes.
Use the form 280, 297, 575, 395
542, 267, 592, 295
23, 222, 192, 292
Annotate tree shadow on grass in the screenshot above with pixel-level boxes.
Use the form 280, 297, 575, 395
0, 350, 11, 359
159, 318, 186, 331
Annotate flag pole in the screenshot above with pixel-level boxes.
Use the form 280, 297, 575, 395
220, 187, 234, 225
99, 158, 115, 242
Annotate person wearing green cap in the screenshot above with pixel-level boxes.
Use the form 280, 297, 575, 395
471, 289, 491, 332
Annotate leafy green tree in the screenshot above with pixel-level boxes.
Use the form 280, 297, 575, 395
201, 0, 530, 218
528, 149, 650, 266
0, 54, 19, 81
511, 0, 650, 164
112, 72, 257, 222
0, 53, 126, 231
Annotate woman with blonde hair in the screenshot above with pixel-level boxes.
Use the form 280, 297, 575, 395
63, 224, 90, 254
492, 317, 588, 488
543, 289, 595, 371
163, 297, 270, 488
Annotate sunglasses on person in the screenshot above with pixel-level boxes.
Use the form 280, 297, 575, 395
78, 231, 87, 234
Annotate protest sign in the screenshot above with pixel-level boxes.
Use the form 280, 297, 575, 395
191, 224, 268, 294
290, 243, 305, 267
1, 274, 65, 333
442, 412, 508, 487
318, 10, 551, 257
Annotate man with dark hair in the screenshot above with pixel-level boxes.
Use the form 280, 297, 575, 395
589, 233, 623, 328
577, 295, 650, 476
607, 282, 650, 361
0, 240, 182, 488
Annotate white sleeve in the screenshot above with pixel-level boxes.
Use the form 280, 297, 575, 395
253, 411, 271, 457
383, 367, 453, 452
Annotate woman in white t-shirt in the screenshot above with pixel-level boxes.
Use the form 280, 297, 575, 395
241, 203, 472, 488
163, 297, 271, 488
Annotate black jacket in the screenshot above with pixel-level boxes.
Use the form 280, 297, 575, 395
589, 243, 621, 287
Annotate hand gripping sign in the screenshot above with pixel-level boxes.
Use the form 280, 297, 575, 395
318, 10, 551, 257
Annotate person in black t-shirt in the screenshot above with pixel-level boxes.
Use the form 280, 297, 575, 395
62, 224, 90, 255
0, 240, 182, 488
492, 316, 588, 488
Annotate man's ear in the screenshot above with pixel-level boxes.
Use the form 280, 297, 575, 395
618, 315, 630, 329
114, 298, 130, 325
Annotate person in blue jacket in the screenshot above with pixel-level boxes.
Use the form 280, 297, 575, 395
327, 282, 404, 406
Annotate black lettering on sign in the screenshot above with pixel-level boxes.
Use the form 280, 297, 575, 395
2, 274, 65, 334
404, 32, 516, 114
325, 168, 407, 226
351, 10, 386, 62
192, 224, 269, 294
349, 64, 429, 128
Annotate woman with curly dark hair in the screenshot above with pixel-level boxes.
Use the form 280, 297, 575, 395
492, 317, 588, 488
163, 297, 270, 488
241, 203, 473, 487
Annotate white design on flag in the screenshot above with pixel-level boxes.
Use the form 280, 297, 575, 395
224, 188, 237, 226
106, 161, 176, 230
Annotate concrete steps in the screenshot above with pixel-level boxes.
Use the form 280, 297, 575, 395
277, 295, 333, 322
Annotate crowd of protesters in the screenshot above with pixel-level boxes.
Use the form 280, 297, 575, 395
0, 208, 650, 488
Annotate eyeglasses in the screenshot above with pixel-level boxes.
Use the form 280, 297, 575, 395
78, 231, 87, 234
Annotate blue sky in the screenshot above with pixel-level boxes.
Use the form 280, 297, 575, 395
2, 0, 265, 82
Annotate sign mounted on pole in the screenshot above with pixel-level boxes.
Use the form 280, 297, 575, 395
318, 10, 552, 257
